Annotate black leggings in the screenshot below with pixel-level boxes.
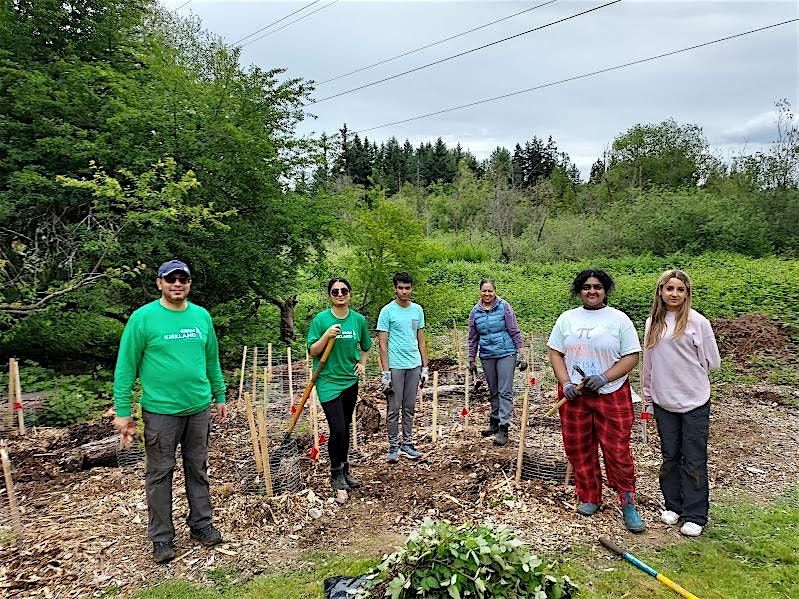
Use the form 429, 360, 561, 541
321, 382, 358, 470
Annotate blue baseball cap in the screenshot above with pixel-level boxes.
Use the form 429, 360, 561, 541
157, 260, 191, 278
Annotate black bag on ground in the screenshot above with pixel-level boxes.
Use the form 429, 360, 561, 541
323, 575, 370, 598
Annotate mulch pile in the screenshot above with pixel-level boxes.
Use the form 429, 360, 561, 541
711, 314, 794, 359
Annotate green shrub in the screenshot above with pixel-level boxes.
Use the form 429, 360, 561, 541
361, 519, 575, 599
34, 372, 113, 426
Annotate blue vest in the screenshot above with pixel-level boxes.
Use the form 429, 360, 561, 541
472, 300, 515, 359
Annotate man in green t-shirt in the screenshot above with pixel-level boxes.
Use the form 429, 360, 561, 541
377, 272, 428, 463
112, 260, 227, 564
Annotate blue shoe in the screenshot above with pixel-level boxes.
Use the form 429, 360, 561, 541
622, 493, 646, 533
386, 448, 399, 464
399, 444, 422, 460
577, 502, 600, 516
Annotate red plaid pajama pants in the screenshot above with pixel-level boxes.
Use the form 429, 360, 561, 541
558, 380, 636, 505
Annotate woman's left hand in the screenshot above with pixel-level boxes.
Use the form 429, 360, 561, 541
354, 362, 366, 377
583, 373, 609, 392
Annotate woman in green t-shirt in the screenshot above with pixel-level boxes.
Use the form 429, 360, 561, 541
307, 277, 372, 491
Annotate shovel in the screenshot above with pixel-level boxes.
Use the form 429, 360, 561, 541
276, 336, 336, 451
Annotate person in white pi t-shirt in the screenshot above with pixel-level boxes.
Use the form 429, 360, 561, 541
643, 269, 720, 538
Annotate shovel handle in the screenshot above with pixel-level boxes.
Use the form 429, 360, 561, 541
285, 336, 336, 433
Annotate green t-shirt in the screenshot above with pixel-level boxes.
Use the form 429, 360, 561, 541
306, 308, 372, 403
376, 300, 425, 369
113, 300, 227, 417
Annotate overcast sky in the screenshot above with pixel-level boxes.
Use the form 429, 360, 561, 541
163, 0, 798, 176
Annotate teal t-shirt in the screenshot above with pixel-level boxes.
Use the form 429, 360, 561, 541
376, 300, 425, 369
307, 308, 372, 403
113, 300, 227, 417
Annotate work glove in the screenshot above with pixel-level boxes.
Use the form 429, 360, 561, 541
516, 352, 528, 371
468, 361, 478, 377
583, 373, 609, 392
419, 367, 429, 387
380, 371, 392, 393
563, 382, 580, 401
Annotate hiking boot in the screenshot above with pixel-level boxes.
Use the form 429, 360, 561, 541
680, 521, 703, 537
493, 424, 509, 446
621, 492, 646, 533
386, 448, 399, 464
481, 417, 499, 437
153, 541, 176, 564
577, 502, 600, 516
342, 462, 361, 489
399, 444, 422, 460
190, 524, 223, 546
330, 465, 350, 491
661, 510, 680, 525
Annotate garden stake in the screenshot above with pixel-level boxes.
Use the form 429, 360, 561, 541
311, 386, 320, 456
278, 336, 335, 449
12, 359, 24, 434
287, 347, 294, 408
267, 343, 273, 378
243, 392, 263, 473
251, 346, 259, 408
237, 346, 248, 404
564, 461, 573, 489
599, 537, 700, 599
259, 367, 273, 495
514, 380, 531, 484
431, 371, 439, 443
463, 368, 470, 432
1, 441, 21, 531
7, 358, 14, 418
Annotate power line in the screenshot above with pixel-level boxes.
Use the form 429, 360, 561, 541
313, 0, 621, 104
174, 0, 192, 10
239, 0, 339, 49
316, 0, 560, 86
230, 0, 324, 47
354, 18, 798, 134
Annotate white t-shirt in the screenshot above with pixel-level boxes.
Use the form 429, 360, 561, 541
547, 306, 641, 394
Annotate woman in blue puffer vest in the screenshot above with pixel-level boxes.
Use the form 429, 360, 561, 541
467, 278, 527, 446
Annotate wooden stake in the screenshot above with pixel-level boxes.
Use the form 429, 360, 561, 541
464, 367, 470, 433
1, 442, 21, 531
12, 360, 24, 434
256, 400, 273, 497
7, 358, 14, 417
251, 346, 259, 406
432, 370, 439, 443
311, 387, 320, 452
267, 343, 273, 378
564, 461, 573, 490
515, 382, 531, 484
287, 347, 294, 407
237, 346, 248, 404
243, 392, 263, 473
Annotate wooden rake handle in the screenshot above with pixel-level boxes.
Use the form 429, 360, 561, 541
285, 336, 335, 433
546, 380, 586, 417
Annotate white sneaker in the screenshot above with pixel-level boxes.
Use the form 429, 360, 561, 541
660, 510, 680, 525
680, 521, 703, 537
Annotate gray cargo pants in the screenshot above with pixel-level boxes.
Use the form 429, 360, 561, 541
482, 354, 516, 426
388, 367, 421, 449
142, 408, 213, 543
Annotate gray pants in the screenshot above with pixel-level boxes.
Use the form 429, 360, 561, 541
388, 367, 421, 448
142, 408, 213, 543
654, 401, 710, 526
482, 354, 515, 426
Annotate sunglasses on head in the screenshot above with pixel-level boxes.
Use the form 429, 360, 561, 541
163, 273, 190, 284
581, 283, 603, 291
330, 287, 350, 297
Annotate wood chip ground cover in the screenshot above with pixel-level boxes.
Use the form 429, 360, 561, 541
1, 344, 797, 597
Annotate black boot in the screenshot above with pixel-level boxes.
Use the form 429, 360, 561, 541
481, 417, 499, 437
494, 423, 509, 446
330, 465, 350, 491
342, 462, 361, 489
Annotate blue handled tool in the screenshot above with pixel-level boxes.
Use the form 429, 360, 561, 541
599, 537, 699, 599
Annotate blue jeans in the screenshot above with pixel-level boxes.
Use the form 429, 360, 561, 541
482, 354, 515, 426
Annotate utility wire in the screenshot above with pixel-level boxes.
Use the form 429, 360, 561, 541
174, 0, 192, 10
230, 0, 324, 47
317, 0, 559, 86
312, 0, 621, 104
355, 18, 799, 134
239, 0, 339, 48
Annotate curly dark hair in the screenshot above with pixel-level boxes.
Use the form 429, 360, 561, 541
327, 277, 352, 294
393, 272, 413, 286
571, 269, 614, 297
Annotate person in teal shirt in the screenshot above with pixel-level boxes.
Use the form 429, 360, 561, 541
112, 260, 227, 564
307, 277, 371, 492
377, 272, 428, 463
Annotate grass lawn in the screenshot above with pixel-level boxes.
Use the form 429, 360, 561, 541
136, 490, 799, 598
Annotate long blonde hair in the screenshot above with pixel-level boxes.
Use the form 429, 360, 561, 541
645, 269, 692, 349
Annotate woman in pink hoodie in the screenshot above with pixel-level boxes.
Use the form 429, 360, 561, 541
643, 269, 721, 538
